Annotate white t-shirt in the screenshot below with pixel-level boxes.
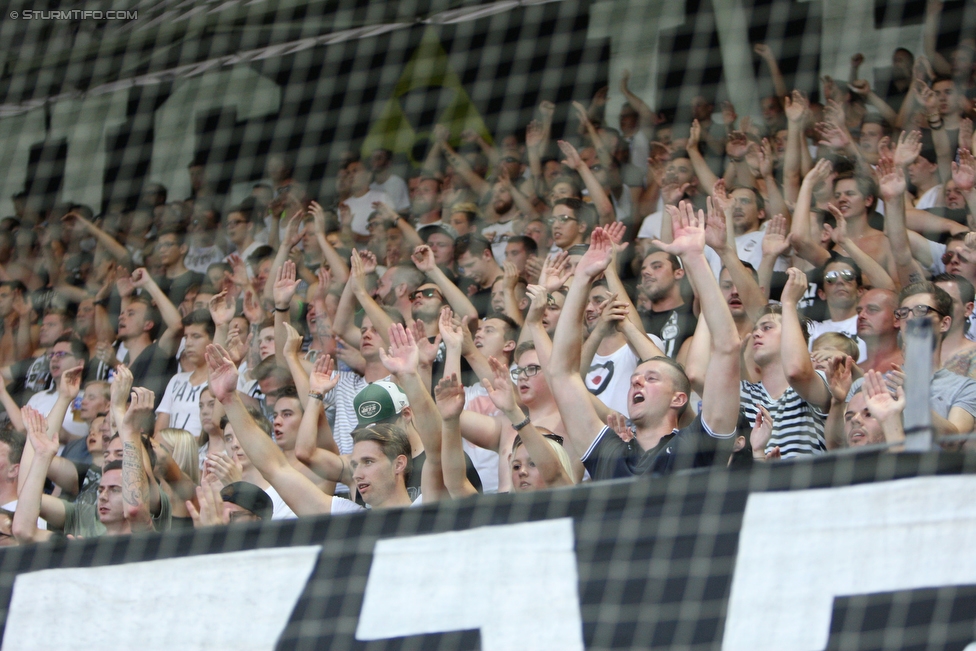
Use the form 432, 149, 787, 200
915, 184, 943, 211
156, 372, 208, 438
342, 190, 393, 236
184, 245, 225, 274
371, 175, 410, 212
25, 389, 88, 439
637, 210, 723, 277
584, 335, 664, 415
735, 226, 789, 272
264, 485, 297, 520
807, 314, 867, 363
483, 220, 516, 265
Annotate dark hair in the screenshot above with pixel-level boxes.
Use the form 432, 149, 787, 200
643, 247, 681, 273
514, 340, 536, 362
833, 172, 877, 211
454, 233, 493, 262
483, 312, 520, 345
636, 356, 691, 416
552, 197, 584, 217
53, 333, 89, 365
128, 294, 163, 341
822, 256, 863, 288
181, 309, 215, 339
247, 245, 274, 269
352, 424, 412, 486
102, 460, 123, 473
157, 227, 186, 246
506, 235, 538, 256
933, 273, 976, 306
0, 429, 25, 465
228, 198, 258, 225
899, 281, 953, 320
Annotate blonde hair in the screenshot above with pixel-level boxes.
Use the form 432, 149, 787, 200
811, 332, 860, 360
158, 428, 200, 484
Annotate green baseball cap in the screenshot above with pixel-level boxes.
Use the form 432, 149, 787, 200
354, 380, 409, 426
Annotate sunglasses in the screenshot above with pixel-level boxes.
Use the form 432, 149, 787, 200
893, 305, 944, 320
410, 288, 441, 301
824, 269, 856, 284
512, 432, 564, 452
942, 250, 967, 265
510, 364, 542, 382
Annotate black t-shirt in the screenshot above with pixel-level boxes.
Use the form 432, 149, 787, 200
641, 302, 697, 358
581, 412, 736, 480
126, 342, 179, 410
155, 270, 205, 307
467, 284, 494, 319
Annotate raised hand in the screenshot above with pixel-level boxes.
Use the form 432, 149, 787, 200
130, 267, 152, 289
525, 120, 544, 149
817, 122, 850, 150
502, 262, 520, 290
607, 411, 634, 443
653, 201, 706, 258
309, 354, 339, 394
762, 214, 791, 259
208, 290, 236, 327
204, 451, 243, 488
538, 251, 573, 292
205, 344, 241, 403
848, 79, 871, 97
242, 289, 264, 325
878, 160, 907, 200
438, 307, 463, 352
115, 265, 136, 297
722, 101, 737, 127
308, 201, 328, 233
411, 245, 436, 274
823, 203, 849, 245
687, 119, 701, 151
952, 149, 976, 192
537, 100, 555, 121
825, 354, 854, 403
557, 140, 584, 170
226, 253, 249, 288
750, 405, 777, 459
726, 131, 749, 159
863, 369, 906, 423
282, 321, 303, 357
225, 325, 247, 365
524, 284, 548, 325
111, 365, 134, 409
123, 387, 155, 427
283, 209, 304, 249
704, 196, 729, 251
753, 43, 773, 59
378, 323, 420, 377
411, 319, 441, 368
757, 138, 775, 177
434, 373, 466, 420
482, 356, 518, 413
59, 364, 85, 401
598, 293, 630, 332
575, 228, 614, 279
273, 260, 300, 310
187, 477, 229, 528
22, 406, 55, 457
893, 129, 922, 168
781, 267, 808, 306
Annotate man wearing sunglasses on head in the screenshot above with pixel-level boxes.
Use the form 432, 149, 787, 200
805, 257, 867, 362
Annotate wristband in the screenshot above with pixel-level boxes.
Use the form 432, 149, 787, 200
308, 391, 324, 401
512, 416, 531, 431
275, 305, 290, 312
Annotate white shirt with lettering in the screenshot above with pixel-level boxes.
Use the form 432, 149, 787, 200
156, 372, 208, 439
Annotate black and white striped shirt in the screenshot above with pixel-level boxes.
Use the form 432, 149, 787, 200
739, 371, 829, 457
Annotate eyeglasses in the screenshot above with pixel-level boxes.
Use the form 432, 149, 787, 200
512, 432, 564, 451
410, 288, 441, 301
893, 305, 945, 320
546, 214, 577, 226
226, 219, 248, 227
824, 269, 856, 284
49, 351, 75, 359
510, 364, 542, 382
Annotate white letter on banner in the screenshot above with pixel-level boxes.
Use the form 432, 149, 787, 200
723, 475, 976, 651
356, 518, 584, 651
0, 546, 321, 651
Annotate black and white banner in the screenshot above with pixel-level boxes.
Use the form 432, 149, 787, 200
1, 452, 975, 650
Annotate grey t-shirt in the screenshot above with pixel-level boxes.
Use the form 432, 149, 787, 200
848, 369, 976, 419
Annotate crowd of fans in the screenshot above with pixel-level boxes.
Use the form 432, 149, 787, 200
0, 5, 974, 538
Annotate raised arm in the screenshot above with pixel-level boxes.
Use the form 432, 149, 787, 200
17, 364, 83, 496
433, 374, 478, 499
782, 91, 812, 202
878, 145, 927, 287
273, 259, 302, 369
754, 43, 788, 100
206, 344, 334, 516
789, 158, 835, 266
294, 355, 346, 482
652, 201, 741, 434
130, 268, 184, 355
411, 245, 478, 321
377, 323, 446, 502
264, 210, 304, 305
557, 140, 615, 225
546, 229, 615, 457
686, 120, 721, 195
823, 204, 895, 290
120, 387, 155, 532
349, 251, 394, 348
308, 201, 350, 284
12, 408, 55, 544
780, 268, 831, 410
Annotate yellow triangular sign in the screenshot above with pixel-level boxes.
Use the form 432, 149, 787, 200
362, 26, 493, 165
